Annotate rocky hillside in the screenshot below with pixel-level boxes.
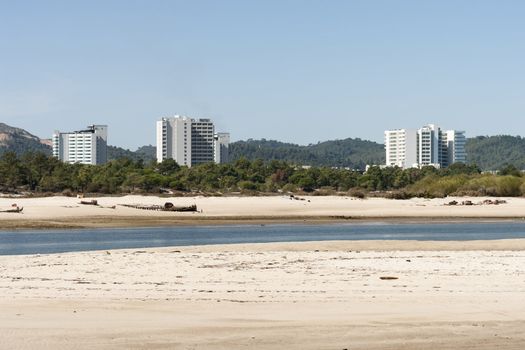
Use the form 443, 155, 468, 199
0, 123, 52, 156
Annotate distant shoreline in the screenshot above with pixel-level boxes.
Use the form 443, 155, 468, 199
2, 215, 525, 231
1, 195, 525, 230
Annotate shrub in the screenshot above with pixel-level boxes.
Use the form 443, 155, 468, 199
281, 183, 298, 193
348, 188, 366, 199
385, 190, 412, 200
238, 180, 258, 191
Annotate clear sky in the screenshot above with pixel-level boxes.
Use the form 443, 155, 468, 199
1, 0, 525, 149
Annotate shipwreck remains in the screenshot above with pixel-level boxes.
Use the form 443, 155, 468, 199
119, 202, 198, 212
0, 204, 23, 213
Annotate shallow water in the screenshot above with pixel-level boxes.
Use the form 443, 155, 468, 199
2, 221, 525, 255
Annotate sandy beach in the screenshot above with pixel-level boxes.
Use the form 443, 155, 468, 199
1, 195, 525, 229
1, 240, 525, 349
2, 196, 525, 348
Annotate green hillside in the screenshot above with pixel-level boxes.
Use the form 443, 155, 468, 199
107, 145, 156, 162
229, 138, 385, 170
466, 136, 525, 170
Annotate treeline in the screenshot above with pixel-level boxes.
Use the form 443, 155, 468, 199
107, 145, 156, 163
1, 151, 525, 197
466, 135, 525, 170
229, 138, 385, 170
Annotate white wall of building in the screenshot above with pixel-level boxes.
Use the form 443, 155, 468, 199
385, 129, 417, 168
156, 117, 193, 166
417, 124, 440, 167
214, 132, 230, 164
156, 120, 166, 162
52, 125, 107, 165
445, 130, 466, 164
172, 117, 192, 167
157, 116, 228, 167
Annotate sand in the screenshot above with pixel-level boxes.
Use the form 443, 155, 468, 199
1, 195, 525, 229
1, 241, 525, 349
2, 196, 525, 348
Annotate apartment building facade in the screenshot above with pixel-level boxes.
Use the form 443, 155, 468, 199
52, 125, 108, 165
214, 132, 230, 164
156, 116, 229, 167
443, 130, 467, 167
385, 124, 466, 169
384, 129, 417, 168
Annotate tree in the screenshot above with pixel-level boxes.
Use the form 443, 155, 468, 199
498, 164, 522, 177
0, 152, 24, 190
156, 159, 180, 176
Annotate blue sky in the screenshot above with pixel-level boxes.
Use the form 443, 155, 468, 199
1, 0, 525, 149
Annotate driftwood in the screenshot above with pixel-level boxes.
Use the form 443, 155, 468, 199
120, 203, 197, 212
0, 206, 23, 213
380, 276, 399, 280
481, 199, 507, 205
445, 199, 507, 206
80, 199, 98, 206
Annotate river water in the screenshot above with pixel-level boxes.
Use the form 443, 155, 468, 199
2, 221, 525, 255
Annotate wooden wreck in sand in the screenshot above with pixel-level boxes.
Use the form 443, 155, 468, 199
119, 202, 198, 212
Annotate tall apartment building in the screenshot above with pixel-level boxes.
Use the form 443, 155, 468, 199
52, 125, 108, 165
214, 132, 230, 164
156, 116, 230, 167
384, 129, 417, 168
417, 124, 440, 167
384, 124, 465, 169
443, 130, 466, 167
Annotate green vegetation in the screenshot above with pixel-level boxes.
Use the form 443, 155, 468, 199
107, 145, 156, 162
466, 135, 525, 170
1, 151, 524, 198
229, 138, 385, 170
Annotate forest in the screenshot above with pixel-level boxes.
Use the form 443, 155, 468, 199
1, 151, 524, 198
229, 138, 385, 169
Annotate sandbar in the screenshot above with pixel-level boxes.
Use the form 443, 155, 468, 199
1, 195, 525, 229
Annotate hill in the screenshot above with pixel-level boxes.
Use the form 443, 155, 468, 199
229, 138, 385, 170
107, 145, 156, 163
466, 135, 525, 170
0, 123, 52, 156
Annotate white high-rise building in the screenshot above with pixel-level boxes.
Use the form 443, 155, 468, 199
191, 118, 215, 165
384, 129, 417, 168
214, 132, 230, 164
417, 124, 440, 167
384, 124, 466, 169
156, 116, 193, 167
52, 125, 108, 165
156, 116, 229, 167
443, 130, 466, 166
